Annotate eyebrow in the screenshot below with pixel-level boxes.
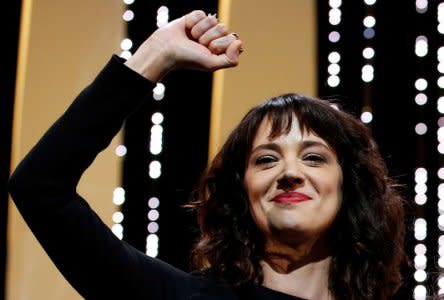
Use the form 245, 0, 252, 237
250, 140, 332, 154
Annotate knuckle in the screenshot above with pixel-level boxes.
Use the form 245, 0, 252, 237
216, 24, 228, 34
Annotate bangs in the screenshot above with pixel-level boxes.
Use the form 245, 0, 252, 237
256, 94, 345, 156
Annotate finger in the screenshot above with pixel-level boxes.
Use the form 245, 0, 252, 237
224, 39, 243, 66
208, 33, 237, 54
206, 39, 243, 71
199, 23, 228, 46
184, 10, 207, 29
190, 15, 218, 40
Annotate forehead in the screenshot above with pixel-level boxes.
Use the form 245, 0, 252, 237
251, 114, 330, 148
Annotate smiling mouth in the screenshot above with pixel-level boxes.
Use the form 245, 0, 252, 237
271, 192, 312, 204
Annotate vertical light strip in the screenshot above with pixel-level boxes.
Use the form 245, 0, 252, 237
110, 0, 136, 240
326, 0, 342, 89
413, 1, 429, 299
437, 1, 444, 296
144, 5, 169, 258
360, 0, 376, 124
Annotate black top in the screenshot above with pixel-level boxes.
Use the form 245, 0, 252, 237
8, 56, 306, 300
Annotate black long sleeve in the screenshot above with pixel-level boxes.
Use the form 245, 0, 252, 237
8, 56, 197, 299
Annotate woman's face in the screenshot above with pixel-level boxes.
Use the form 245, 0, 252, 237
243, 114, 343, 247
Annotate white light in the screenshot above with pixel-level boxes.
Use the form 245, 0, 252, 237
415, 183, 427, 195
115, 145, 127, 157
328, 63, 340, 75
415, 218, 427, 241
416, 0, 428, 13
414, 285, 427, 300
360, 111, 373, 123
439, 215, 444, 230
440, 206, 444, 220
329, 0, 342, 8
327, 75, 340, 87
439, 47, 444, 61
438, 62, 444, 74
112, 211, 124, 223
147, 222, 159, 233
439, 143, 444, 154
153, 83, 165, 95
149, 160, 162, 179
415, 123, 427, 135
150, 124, 163, 155
328, 51, 341, 63
146, 234, 159, 257
364, 0, 376, 5
439, 277, 444, 289
439, 168, 444, 179
415, 78, 428, 91
415, 244, 427, 255
156, 6, 170, 28
151, 112, 164, 125
415, 168, 427, 182
439, 257, 444, 268
123, 0, 135, 4
120, 50, 132, 60
123, 10, 134, 22
328, 31, 341, 43
153, 83, 165, 101
361, 64, 374, 82
148, 210, 159, 221
439, 23, 444, 35
415, 93, 427, 105
111, 223, 123, 240
363, 16, 376, 28
150, 141, 162, 155
120, 38, 133, 51
329, 8, 341, 25
362, 47, 375, 59
148, 197, 160, 209
415, 254, 427, 269
157, 14, 169, 28
415, 194, 427, 205
414, 270, 427, 282
438, 76, 444, 89
113, 187, 125, 205
439, 235, 444, 246
158, 5, 169, 14
439, 97, 444, 113
415, 36, 428, 57
439, 127, 444, 141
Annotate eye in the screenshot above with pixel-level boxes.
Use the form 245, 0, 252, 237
254, 155, 278, 166
303, 153, 327, 165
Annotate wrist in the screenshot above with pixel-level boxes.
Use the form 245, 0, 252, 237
124, 37, 174, 82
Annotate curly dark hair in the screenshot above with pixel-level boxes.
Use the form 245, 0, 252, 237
188, 93, 406, 299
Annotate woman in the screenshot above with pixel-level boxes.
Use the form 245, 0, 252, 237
189, 94, 406, 299
8, 9, 406, 300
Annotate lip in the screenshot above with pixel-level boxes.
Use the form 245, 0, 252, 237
271, 192, 312, 204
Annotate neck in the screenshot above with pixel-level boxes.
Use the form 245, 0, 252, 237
260, 237, 333, 299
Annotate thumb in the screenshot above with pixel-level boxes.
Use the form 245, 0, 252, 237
209, 39, 243, 71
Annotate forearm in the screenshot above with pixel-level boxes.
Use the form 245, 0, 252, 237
9, 55, 154, 206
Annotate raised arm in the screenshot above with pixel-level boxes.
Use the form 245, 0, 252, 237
8, 10, 242, 299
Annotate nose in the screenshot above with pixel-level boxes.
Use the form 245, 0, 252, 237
277, 168, 304, 190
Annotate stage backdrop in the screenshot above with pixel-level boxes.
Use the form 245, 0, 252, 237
6, 0, 316, 299
7, 0, 125, 299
